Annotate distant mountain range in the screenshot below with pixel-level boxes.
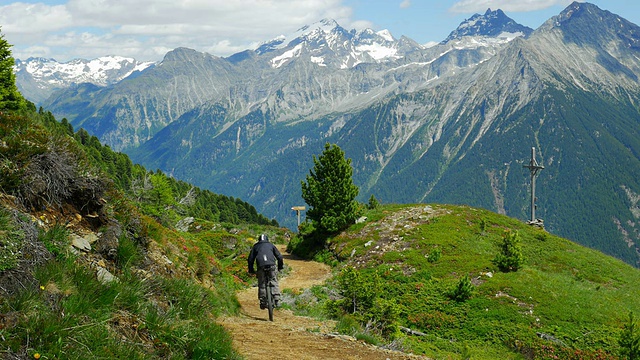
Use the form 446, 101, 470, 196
16, 2, 640, 267
14, 56, 154, 104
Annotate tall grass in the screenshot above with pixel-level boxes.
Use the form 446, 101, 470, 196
1, 245, 241, 359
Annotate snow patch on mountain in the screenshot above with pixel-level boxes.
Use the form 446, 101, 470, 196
310, 56, 326, 66
271, 44, 303, 68
376, 29, 394, 42
355, 42, 400, 61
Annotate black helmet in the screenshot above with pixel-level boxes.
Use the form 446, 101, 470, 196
258, 234, 269, 242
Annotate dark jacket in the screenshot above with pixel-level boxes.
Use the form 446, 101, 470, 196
248, 240, 284, 273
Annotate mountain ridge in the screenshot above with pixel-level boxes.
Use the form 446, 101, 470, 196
14, 56, 155, 104
18, 2, 640, 267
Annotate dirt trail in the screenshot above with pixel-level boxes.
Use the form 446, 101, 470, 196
219, 245, 426, 360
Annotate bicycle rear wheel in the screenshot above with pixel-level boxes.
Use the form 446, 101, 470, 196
266, 280, 274, 321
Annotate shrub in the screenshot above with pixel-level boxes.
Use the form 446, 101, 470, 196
479, 218, 487, 234
449, 275, 473, 302
620, 312, 640, 360
367, 194, 380, 210
427, 247, 442, 263
493, 230, 524, 272
334, 266, 378, 314
335, 314, 361, 335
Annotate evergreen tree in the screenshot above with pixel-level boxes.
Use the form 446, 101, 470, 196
367, 194, 380, 210
449, 275, 474, 302
301, 143, 360, 235
0, 28, 24, 111
493, 230, 524, 272
620, 312, 640, 360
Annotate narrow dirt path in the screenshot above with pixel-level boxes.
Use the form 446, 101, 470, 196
219, 245, 427, 360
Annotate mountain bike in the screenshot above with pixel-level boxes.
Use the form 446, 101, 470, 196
262, 265, 278, 321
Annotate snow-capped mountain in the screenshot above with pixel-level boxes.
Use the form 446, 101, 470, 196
442, 8, 533, 44
37, 12, 535, 153
28, 3, 640, 267
14, 56, 155, 104
257, 18, 420, 69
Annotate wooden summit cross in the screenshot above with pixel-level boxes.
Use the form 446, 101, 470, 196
523, 147, 544, 224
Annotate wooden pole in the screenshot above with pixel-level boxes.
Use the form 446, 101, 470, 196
523, 147, 544, 222
291, 206, 306, 228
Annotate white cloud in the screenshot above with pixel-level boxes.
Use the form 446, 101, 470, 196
2, 0, 357, 61
0, 3, 73, 33
449, 0, 574, 13
400, 0, 411, 9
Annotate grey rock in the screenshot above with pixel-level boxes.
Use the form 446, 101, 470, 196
71, 234, 91, 252
96, 266, 117, 284
176, 217, 195, 232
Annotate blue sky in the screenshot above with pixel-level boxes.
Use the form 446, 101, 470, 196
1, 0, 638, 62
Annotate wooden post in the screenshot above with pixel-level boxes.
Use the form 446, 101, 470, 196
523, 147, 544, 223
291, 206, 306, 228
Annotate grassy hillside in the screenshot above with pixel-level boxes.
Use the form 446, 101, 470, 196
288, 203, 640, 359
0, 108, 288, 359
2, 107, 639, 359
2, 70, 639, 358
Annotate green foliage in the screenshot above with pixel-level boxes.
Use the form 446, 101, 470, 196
0, 28, 25, 111
327, 266, 400, 338
287, 221, 332, 260
0, 208, 22, 271
0, 107, 275, 229
322, 204, 640, 358
493, 230, 524, 272
116, 235, 142, 269
335, 314, 361, 335
332, 266, 378, 314
367, 194, 380, 210
479, 217, 487, 234
1, 249, 241, 359
39, 224, 68, 260
427, 247, 442, 263
449, 274, 474, 302
301, 143, 360, 236
620, 312, 640, 360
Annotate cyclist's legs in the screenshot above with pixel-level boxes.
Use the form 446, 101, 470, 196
256, 267, 268, 305
266, 266, 281, 303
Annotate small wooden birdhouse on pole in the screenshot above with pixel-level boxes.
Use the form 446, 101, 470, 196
291, 206, 306, 228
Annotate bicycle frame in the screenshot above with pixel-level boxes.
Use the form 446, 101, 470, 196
262, 265, 277, 321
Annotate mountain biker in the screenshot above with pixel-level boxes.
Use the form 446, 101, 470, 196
248, 234, 284, 309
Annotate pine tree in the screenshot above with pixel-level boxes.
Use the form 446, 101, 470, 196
620, 312, 640, 360
367, 194, 380, 209
493, 230, 524, 272
301, 143, 360, 235
0, 28, 25, 111
449, 275, 474, 302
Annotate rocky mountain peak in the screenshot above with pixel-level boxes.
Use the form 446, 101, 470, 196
254, 19, 417, 69
442, 8, 533, 43
535, 1, 640, 57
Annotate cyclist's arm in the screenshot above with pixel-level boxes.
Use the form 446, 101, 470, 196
273, 246, 284, 270
247, 246, 256, 273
